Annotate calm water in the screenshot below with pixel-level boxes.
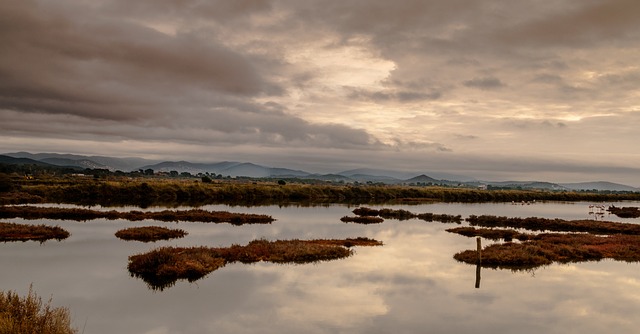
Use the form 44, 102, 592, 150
1, 201, 640, 334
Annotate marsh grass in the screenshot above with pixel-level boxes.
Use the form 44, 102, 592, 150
340, 216, 384, 224
0, 222, 70, 242
607, 206, 640, 218
351, 207, 462, 223
467, 215, 640, 235
128, 238, 383, 290
453, 233, 640, 269
0, 206, 274, 225
115, 226, 187, 242
446, 226, 531, 241
0, 285, 77, 334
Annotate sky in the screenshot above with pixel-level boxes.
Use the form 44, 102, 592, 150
1, 0, 639, 186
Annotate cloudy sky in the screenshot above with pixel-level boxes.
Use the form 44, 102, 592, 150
1, 0, 639, 185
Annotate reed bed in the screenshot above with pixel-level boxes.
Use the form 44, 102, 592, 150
0, 222, 70, 242
0, 286, 77, 334
128, 238, 383, 290
0, 206, 274, 225
466, 215, 640, 235
115, 226, 187, 242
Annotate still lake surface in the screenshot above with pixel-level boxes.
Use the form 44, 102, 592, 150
2, 201, 640, 334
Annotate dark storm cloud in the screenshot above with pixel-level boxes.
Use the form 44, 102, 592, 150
0, 0, 382, 149
0, 1, 268, 119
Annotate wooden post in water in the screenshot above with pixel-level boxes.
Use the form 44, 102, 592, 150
475, 236, 481, 289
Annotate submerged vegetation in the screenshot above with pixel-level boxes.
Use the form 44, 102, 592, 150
0, 206, 274, 225
0, 222, 70, 242
0, 286, 77, 334
128, 238, 383, 290
115, 226, 187, 242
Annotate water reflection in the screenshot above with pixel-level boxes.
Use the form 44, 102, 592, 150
0, 202, 639, 333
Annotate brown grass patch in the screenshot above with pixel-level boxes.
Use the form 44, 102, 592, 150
446, 226, 531, 241
0, 222, 70, 242
607, 206, 640, 218
340, 216, 384, 224
0, 206, 274, 225
351, 207, 462, 223
128, 238, 383, 290
115, 226, 187, 242
467, 215, 640, 234
453, 233, 640, 270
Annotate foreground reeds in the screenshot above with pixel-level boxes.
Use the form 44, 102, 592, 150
0, 206, 274, 225
0, 286, 77, 334
453, 232, 640, 269
0, 222, 70, 242
128, 238, 383, 290
115, 226, 188, 242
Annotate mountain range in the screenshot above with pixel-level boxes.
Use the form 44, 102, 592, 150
2, 151, 638, 192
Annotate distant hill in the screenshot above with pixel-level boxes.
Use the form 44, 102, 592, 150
337, 168, 475, 182
0, 155, 57, 167
3, 152, 638, 191
405, 174, 440, 183
4, 152, 157, 171
485, 181, 565, 190
560, 181, 639, 192
40, 158, 110, 170
139, 161, 311, 178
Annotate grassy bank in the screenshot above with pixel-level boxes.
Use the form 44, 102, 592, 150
2, 177, 639, 206
128, 238, 383, 290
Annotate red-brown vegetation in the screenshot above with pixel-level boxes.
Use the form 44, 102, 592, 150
446, 227, 531, 241
0, 206, 274, 225
453, 233, 640, 269
0, 222, 70, 242
128, 238, 383, 290
607, 206, 640, 218
340, 216, 384, 224
115, 226, 188, 242
351, 207, 462, 223
466, 215, 640, 235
